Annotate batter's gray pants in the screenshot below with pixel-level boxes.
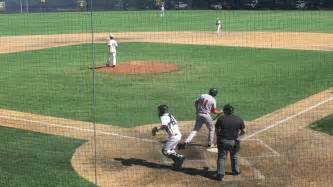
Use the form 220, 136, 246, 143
185, 113, 215, 146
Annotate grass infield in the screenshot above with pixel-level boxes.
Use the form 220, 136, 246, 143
0, 43, 332, 127
309, 114, 333, 135
0, 126, 95, 187
1, 10, 333, 35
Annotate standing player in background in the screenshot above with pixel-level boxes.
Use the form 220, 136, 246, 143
152, 104, 185, 170
181, 88, 223, 148
106, 33, 118, 67
216, 17, 222, 34
160, 3, 165, 17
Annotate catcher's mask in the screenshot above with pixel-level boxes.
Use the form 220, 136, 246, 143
223, 104, 234, 115
158, 104, 168, 116
208, 88, 218, 97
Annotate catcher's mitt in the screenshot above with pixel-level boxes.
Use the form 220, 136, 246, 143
152, 127, 158, 136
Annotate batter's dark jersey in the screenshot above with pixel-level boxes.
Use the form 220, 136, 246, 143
215, 114, 245, 140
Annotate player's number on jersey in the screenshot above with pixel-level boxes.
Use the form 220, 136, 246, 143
198, 98, 208, 107
169, 116, 176, 126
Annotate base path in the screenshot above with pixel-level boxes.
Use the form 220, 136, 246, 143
1, 32, 333, 54
0, 88, 332, 187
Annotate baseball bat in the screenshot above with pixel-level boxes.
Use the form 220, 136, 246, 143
213, 113, 223, 120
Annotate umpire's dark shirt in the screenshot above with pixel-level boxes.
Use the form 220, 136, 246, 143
215, 114, 245, 140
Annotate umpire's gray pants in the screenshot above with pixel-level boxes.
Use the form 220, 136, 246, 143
217, 139, 240, 176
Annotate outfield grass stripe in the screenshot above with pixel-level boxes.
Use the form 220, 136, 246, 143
1, 11, 333, 35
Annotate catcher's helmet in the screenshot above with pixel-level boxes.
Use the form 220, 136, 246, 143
208, 88, 218, 97
223, 104, 234, 115
158, 104, 168, 116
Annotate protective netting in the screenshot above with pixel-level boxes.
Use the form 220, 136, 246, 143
0, 1, 332, 187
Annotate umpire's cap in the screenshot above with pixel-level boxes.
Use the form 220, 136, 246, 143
109, 33, 115, 39
158, 104, 168, 116
208, 88, 218, 97
223, 104, 234, 114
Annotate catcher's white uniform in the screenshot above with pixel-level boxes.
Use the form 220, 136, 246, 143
107, 38, 118, 67
160, 113, 181, 154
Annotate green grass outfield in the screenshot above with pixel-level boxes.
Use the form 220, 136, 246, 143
0, 43, 332, 127
0, 126, 94, 187
1, 10, 333, 35
309, 114, 333, 135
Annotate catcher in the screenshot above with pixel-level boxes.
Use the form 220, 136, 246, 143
152, 104, 185, 170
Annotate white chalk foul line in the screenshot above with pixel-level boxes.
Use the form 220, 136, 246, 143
0, 115, 157, 143
249, 139, 281, 157
243, 96, 333, 140
206, 139, 280, 157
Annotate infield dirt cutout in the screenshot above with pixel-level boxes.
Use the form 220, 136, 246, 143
0, 32, 332, 186
1, 31, 333, 54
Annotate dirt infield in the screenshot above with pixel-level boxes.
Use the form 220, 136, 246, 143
1, 31, 333, 54
0, 88, 332, 187
96, 61, 179, 74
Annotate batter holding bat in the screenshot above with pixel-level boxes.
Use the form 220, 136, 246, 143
179, 88, 223, 149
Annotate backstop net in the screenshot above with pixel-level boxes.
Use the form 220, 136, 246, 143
0, 1, 332, 186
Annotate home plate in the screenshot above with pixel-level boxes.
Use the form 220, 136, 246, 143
206, 147, 218, 153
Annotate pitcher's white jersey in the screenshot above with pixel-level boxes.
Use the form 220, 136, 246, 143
196, 94, 217, 115
108, 39, 118, 53
160, 113, 181, 137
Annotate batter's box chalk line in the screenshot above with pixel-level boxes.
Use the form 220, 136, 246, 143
206, 139, 280, 158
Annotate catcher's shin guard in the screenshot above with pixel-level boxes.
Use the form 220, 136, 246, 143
162, 149, 184, 161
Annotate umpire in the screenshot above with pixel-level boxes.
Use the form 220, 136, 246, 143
214, 104, 245, 181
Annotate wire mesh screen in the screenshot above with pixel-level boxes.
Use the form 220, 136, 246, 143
0, 1, 332, 187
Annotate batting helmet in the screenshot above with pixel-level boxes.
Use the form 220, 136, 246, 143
158, 104, 169, 116
208, 88, 218, 97
223, 104, 234, 115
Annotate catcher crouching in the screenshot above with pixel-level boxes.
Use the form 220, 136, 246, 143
152, 104, 185, 170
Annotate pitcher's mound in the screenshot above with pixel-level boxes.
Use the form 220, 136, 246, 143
96, 61, 179, 74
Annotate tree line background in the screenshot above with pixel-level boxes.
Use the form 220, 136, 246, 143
1, 0, 332, 13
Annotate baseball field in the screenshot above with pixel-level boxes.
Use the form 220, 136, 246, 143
0, 10, 332, 187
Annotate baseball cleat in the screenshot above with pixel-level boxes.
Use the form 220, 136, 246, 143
214, 174, 224, 181
173, 157, 185, 170
208, 144, 217, 148
232, 171, 241, 176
